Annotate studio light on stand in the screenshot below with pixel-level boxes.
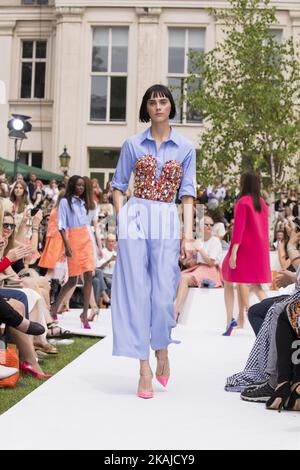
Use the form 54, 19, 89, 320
7, 114, 32, 178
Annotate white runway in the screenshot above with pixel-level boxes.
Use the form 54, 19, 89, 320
0, 288, 299, 450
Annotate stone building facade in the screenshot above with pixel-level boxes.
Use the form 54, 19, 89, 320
0, 1, 299, 185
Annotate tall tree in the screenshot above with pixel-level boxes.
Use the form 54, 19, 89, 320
186, 0, 300, 199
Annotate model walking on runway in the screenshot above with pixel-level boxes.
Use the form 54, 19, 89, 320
221, 171, 271, 335
51, 176, 95, 329
111, 84, 196, 398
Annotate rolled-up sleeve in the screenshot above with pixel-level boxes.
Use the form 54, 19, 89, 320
111, 140, 134, 193
58, 198, 68, 231
178, 147, 196, 200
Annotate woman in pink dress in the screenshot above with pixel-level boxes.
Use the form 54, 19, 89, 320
222, 172, 271, 335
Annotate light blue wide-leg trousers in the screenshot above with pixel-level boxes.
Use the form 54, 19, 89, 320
111, 196, 181, 360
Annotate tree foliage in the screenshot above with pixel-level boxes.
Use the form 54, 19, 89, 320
186, 0, 300, 192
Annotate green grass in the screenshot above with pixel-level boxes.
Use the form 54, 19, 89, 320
0, 336, 101, 416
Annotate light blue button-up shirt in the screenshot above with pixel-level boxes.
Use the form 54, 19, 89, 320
111, 127, 196, 200
58, 197, 89, 231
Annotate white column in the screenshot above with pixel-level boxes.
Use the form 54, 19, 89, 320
135, 8, 162, 125
290, 11, 300, 53
0, 22, 16, 160
52, 7, 85, 175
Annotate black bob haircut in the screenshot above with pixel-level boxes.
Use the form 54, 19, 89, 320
139, 84, 176, 123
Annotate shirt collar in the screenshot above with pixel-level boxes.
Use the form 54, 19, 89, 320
72, 196, 85, 206
141, 127, 180, 147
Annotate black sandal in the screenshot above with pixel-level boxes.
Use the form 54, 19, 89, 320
266, 382, 291, 412
46, 324, 73, 339
285, 383, 300, 411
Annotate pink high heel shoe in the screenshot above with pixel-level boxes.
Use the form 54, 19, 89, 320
155, 351, 170, 387
80, 314, 91, 330
137, 372, 154, 399
88, 307, 100, 322
20, 361, 52, 380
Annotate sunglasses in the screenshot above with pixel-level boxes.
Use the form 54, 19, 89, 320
204, 223, 214, 227
3, 223, 16, 230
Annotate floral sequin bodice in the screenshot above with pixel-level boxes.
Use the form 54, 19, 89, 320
133, 155, 183, 202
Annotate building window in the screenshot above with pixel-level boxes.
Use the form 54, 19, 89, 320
22, 1, 49, 4
270, 29, 283, 43
89, 148, 119, 189
19, 151, 43, 168
20, 40, 47, 99
168, 28, 205, 124
90, 27, 128, 122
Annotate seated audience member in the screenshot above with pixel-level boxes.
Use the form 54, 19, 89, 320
0, 175, 12, 213
31, 180, 45, 210
99, 192, 114, 218
289, 188, 298, 217
87, 269, 111, 322
283, 206, 294, 225
98, 234, 117, 291
44, 179, 59, 207
277, 227, 296, 272
273, 229, 284, 250
10, 180, 32, 231
0, 296, 51, 380
0, 239, 51, 379
92, 269, 110, 307
0, 212, 68, 345
174, 216, 223, 322
226, 222, 300, 404
210, 208, 229, 250
27, 173, 37, 202
91, 178, 103, 207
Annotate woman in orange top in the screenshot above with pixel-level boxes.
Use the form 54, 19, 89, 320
38, 192, 65, 271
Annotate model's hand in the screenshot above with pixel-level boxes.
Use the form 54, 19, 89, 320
276, 270, 296, 288
65, 246, 72, 257
229, 253, 237, 269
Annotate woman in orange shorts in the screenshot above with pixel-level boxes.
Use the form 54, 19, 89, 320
50, 176, 95, 329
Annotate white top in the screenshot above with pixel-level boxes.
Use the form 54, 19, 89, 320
45, 186, 59, 203
196, 236, 223, 265
272, 242, 283, 271
86, 205, 99, 225
98, 247, 117, 275
212, 222, 226, 238
99, 203, 114, 217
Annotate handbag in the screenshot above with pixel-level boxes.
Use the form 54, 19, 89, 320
286, 299, 300, 338
0, 344, 19, 389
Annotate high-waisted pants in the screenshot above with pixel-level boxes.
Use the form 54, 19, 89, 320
111, 196, 181, 360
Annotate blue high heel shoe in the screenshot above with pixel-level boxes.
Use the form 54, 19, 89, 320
222, 319, 237, 336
